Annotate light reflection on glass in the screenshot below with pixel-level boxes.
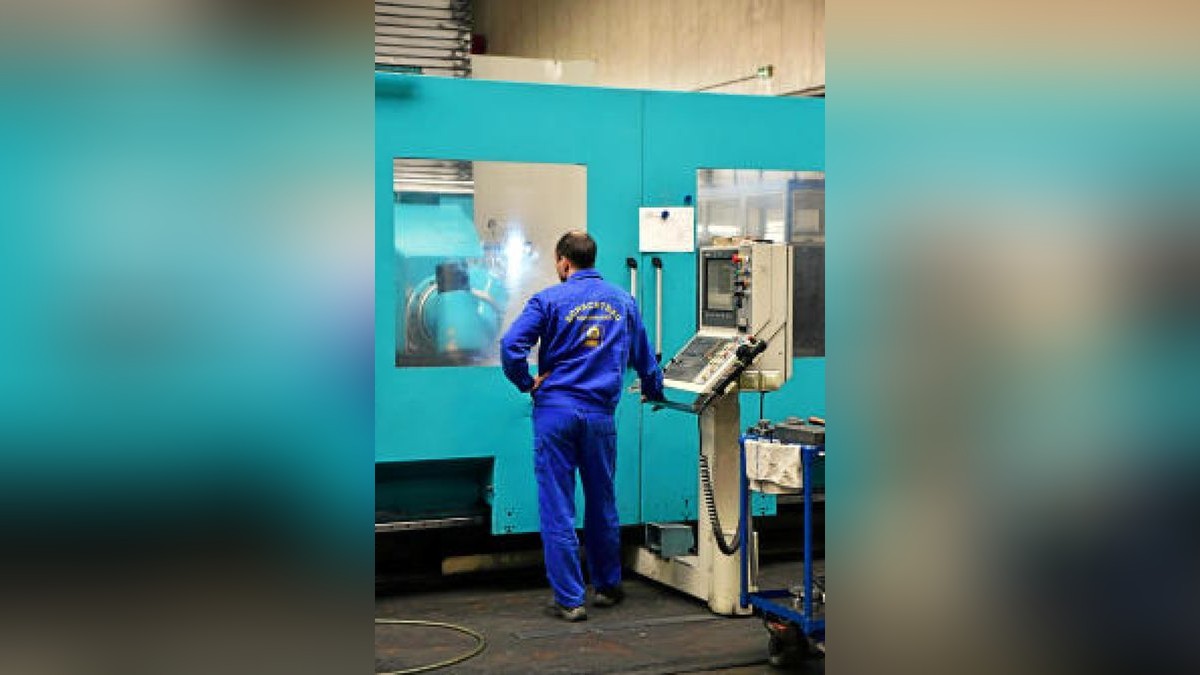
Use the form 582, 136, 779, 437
503, 228, 527, 289
697, 168, 826, 357
696, 169, 824, 246
394, 160, 586, 367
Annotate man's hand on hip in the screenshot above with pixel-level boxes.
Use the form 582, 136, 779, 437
531, 371, 551, 393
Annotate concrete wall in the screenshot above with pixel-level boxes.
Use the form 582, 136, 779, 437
472, 0, 824, 95
471, 54, 597, 84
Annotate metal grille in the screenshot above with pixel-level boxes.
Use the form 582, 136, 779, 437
375, 0, 472, 77
393, 159, 473, 195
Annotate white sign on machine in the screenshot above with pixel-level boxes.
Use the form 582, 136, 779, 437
638, 206, 695, 252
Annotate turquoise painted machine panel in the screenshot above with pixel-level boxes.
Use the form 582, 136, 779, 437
376, 74, 824, 535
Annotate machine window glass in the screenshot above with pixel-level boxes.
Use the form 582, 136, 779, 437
789, 178, 825, 243
789, 177, 825, 357
393, 159, 587, 367
747, 194, 787, 243
697, 169, 825, 357
696, 169, 802, 246
697, 197, 740, 244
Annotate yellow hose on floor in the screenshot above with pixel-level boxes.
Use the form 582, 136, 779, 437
375, 618, 487, 674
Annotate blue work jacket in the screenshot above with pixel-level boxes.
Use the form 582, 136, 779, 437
500, 268, 664, 412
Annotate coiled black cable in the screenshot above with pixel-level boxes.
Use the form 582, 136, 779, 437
697, 416, 746, 556
691, 338, 768, 557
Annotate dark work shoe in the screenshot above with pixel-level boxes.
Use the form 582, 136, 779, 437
593, 585, 625, 608
545, 601, 588, 622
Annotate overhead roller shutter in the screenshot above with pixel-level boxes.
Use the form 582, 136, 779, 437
393, 159, 473, 195
375, 0, 472, 77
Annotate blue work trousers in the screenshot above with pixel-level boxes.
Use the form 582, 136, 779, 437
533, 405, 622, 608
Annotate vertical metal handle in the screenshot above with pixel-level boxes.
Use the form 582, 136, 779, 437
626, 257, 638, 301
652, 257, 663, 361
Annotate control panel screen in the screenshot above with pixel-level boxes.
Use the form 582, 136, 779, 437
705, 258, 735, 311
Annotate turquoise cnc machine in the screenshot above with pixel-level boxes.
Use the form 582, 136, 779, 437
375, 73, 825, 537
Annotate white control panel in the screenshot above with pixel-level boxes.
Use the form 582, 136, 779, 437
663, 242, 794, 394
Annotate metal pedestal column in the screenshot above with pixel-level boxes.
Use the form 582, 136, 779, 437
632, 394, 753, 616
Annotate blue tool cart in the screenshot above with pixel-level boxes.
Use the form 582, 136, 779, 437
739, 428, 825, 667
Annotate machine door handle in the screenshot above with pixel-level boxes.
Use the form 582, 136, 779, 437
626, 257, 638, 302
652, 257, 663, 361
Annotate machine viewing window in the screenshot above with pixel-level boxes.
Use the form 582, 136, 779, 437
705, 258, 735, 311
393, 158, 587, 367
697, 168, 825, 357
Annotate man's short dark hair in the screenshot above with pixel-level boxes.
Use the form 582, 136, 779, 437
555, 230, 597, 269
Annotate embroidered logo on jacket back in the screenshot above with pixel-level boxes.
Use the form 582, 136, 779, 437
565, 301, 622, 323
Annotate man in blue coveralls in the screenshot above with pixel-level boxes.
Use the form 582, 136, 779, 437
501, 231, 664, 622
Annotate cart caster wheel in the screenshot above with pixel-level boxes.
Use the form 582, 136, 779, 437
765, 622, 823, 670
767, 635, 790, 668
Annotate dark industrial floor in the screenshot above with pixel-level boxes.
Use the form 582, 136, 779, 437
376, 556, 824, 674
